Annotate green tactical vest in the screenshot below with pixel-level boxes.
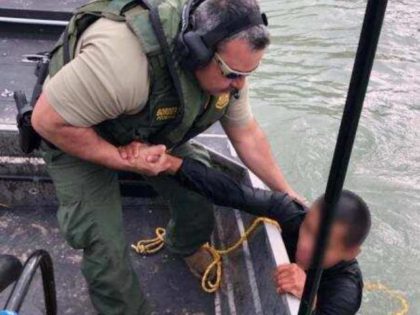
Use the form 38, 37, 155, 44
48, 0, 232, 149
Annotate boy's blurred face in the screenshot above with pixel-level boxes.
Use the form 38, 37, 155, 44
295, 204, 360, 270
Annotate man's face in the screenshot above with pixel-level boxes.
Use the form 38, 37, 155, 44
194, 38, 265, 96
295, 205, 359, 270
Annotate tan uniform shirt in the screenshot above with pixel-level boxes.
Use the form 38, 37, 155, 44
44, 18, 253, 129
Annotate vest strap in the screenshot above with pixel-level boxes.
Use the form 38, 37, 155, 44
62, 26, 71, 66
140, 0, 185, 148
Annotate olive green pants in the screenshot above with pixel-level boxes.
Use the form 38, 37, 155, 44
42, 142, 214, 315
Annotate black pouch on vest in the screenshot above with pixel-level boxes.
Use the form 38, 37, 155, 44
14, 54, 50, 154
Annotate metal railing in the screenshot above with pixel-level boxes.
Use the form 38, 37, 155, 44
0, 8, 70, 26
1, 250, 57, 315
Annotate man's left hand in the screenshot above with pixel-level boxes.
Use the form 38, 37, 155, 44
274, 263, 306, 299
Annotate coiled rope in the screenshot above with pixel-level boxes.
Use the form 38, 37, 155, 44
132, 217, 279, 292
131, 227, 166, 255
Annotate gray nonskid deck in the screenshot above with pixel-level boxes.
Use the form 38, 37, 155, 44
0, 201, 215, 314
0, 135, 295, 315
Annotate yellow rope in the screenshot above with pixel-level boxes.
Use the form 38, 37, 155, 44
199, 217, 280, 293
131, 218, 411, 312
131, 227, 166, 255
365, 282, 409, 315
132, 217, 279, 293
200, 244, 222, 293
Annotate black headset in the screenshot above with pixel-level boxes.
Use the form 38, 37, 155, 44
176, 0, 268, 71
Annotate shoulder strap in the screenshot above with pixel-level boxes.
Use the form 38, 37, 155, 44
62, 26, 71, 66
139, 0, 188, 148
139, 0, 185, 110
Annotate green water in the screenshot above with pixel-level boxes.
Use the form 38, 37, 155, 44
252, 0, 420, 313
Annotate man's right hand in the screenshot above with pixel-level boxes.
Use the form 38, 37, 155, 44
119, 141, 170, 176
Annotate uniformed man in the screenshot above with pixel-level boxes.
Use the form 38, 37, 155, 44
32, 0, 304, 313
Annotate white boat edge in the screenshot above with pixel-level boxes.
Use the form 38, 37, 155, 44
194, 139, 301, 315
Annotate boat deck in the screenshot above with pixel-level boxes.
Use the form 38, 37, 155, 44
0, 1, 299, 314
1, 199, 290, 314
0, 138, 293, 314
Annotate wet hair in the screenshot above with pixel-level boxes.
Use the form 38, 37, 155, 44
192, 0, 271, 51
316, 190, 371, 248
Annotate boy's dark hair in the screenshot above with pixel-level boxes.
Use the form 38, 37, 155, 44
316, 190, 371, 248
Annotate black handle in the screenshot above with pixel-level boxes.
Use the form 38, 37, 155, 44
0, 255, 23, 293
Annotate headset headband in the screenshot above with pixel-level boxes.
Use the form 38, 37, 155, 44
180, 0, 200, 33
202, 12, 268, 50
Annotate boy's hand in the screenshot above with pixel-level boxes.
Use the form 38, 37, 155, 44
118, 141, 170, 176
274, 263, 306, 299
119, 141, 161, 162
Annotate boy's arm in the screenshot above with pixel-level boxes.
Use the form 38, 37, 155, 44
168, 156, 295, 219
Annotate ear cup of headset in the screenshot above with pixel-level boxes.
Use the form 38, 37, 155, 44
179, 31, 214, 71
175, 0, 268, 71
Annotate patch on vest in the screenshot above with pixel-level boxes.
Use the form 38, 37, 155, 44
156, 106, 178, 121
215, 93, 230, 110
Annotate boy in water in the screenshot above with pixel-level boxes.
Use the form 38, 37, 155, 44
121, 146, 370, 314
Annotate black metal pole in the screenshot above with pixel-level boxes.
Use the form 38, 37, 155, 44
297, 0, 388, 314
4, 250, 57, 315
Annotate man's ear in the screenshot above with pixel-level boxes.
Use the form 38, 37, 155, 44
343, 246, 361, 261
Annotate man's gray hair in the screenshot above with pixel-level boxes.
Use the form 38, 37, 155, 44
192, 0, 270, 51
